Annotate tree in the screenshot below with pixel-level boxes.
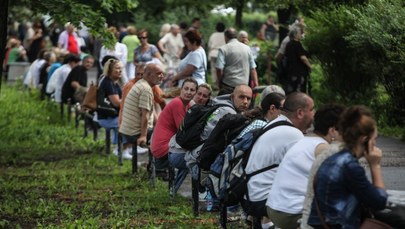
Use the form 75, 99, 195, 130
0, 0, 10, 93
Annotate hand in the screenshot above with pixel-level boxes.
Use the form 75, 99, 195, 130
364, 142, 382, 167
137, 136, 147, 147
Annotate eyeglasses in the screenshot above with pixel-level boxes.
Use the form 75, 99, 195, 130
139, 36, 148, 39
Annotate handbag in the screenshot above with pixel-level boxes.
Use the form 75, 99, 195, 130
96, 87, 117, 117
82, 83, 97, 110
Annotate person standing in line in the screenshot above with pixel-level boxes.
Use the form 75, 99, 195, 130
158, 24, 184, 69
207, 22, 226, 87
216, 28, 258, 95
171, 30, 207, 86
121, 25, 140, 80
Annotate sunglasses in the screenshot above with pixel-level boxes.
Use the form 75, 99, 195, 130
139, 36, 148, 39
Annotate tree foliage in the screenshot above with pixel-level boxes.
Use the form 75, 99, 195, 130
9, 0, 138, 47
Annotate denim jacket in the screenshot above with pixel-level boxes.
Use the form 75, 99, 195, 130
308, 150, 388, 229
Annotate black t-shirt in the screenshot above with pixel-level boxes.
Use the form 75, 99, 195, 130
285, 40, 309, 77
97, 76, 122, 119
61, 65, 88, 103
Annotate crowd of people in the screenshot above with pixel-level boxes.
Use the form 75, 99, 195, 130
3, 16, 397, 229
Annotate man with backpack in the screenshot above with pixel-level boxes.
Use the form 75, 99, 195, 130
243, 92, 315, 222
169, 85, 253, 197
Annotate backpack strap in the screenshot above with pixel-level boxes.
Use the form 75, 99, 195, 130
246, 164, 278, 178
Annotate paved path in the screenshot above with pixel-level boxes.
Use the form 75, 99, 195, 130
138, 135, 405, 197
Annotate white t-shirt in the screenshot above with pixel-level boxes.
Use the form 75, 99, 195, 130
46, 64, 72, 103
245, 115, 304, 202
266, 136, 327, 214
177, 47, 206, 85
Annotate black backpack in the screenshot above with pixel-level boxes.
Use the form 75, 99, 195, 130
176, 104, 230, 150
198, 113, 252, 171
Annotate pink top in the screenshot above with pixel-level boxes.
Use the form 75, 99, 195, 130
151, 97, 189, 158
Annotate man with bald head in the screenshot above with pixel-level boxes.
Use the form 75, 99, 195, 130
216, 28, 258, 95
242, 92, 315, 219
119, 64, 164, 159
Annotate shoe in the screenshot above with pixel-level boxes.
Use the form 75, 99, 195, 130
137, 146, 148, 154
122, 148, 133, 160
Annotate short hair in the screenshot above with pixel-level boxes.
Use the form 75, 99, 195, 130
138, 29, 148, 37
192, 17, 200, 23
127, 26, 137, 35
282, 92, 310, 113
238, 30, 248, 39
261, 93, 285, 115
313, 103, 346, 136
225, 28, 237, 39
216, 22, 225, 32
338, 105, 376, 151
261, 85, 285, 102
184, 30, 202, 46
181, 77, 198, 88
288, 27, 301, 39
63, 53, 81, 64
179, 22, 188, 30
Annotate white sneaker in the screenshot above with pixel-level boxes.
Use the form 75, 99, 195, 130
137, 146, 148, 154
199, 190, 208, 202
122, 148, 133, 160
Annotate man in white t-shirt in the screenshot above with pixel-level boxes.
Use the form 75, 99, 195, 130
157, 24, 184, 69
243, 92, 315, 219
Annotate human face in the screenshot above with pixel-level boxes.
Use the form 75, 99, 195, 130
193, 87, 210, 105
302, 97, 315, 130
180, 82, 197, 102
149, 65, 164, 86
183, 37, 192, 50
135, 66, 144, 80
239, 35, 249, 45
138, 32, 148, 44
110, 62, 123, 80
83, 58, 94, 70
232, 87, 252, 112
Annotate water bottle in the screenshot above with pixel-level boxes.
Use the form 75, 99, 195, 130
206, 191, 213, 211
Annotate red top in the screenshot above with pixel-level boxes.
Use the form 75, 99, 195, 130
151, 97, 189, 158
67, 33, 79, 54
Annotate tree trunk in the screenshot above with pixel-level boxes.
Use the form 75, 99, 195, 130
277, 5, 292, 46
235, 0, 245, 29
0, 0, 9, 92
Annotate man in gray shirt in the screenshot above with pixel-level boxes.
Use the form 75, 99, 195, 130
216, 28, 258, 95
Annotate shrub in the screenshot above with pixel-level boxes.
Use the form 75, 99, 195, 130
345, 0, 405, 124
304, 5, 379, 105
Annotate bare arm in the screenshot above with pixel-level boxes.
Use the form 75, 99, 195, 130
108, 94, 121, 108
137, 108, 151, 146
173, 64, 196, 81
250, 68, 259, 87
216, 68, 223, 88
300, 55, 312, 69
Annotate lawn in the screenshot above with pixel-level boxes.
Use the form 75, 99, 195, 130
0, 83, 219, 228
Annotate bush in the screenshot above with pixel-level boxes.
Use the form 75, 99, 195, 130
345, 0, 405, 125
304, 5, 379, 105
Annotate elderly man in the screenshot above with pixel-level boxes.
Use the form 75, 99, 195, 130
157, 24, 184, 69
119, 64, 164, 159
58, 23, 81, 55
216, 28, 258, 95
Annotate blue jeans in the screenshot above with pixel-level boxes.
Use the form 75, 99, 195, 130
169, 152, 188, 193
98, 117, 118, 144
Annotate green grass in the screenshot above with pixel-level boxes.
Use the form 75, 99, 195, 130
0, 83, 219, 228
